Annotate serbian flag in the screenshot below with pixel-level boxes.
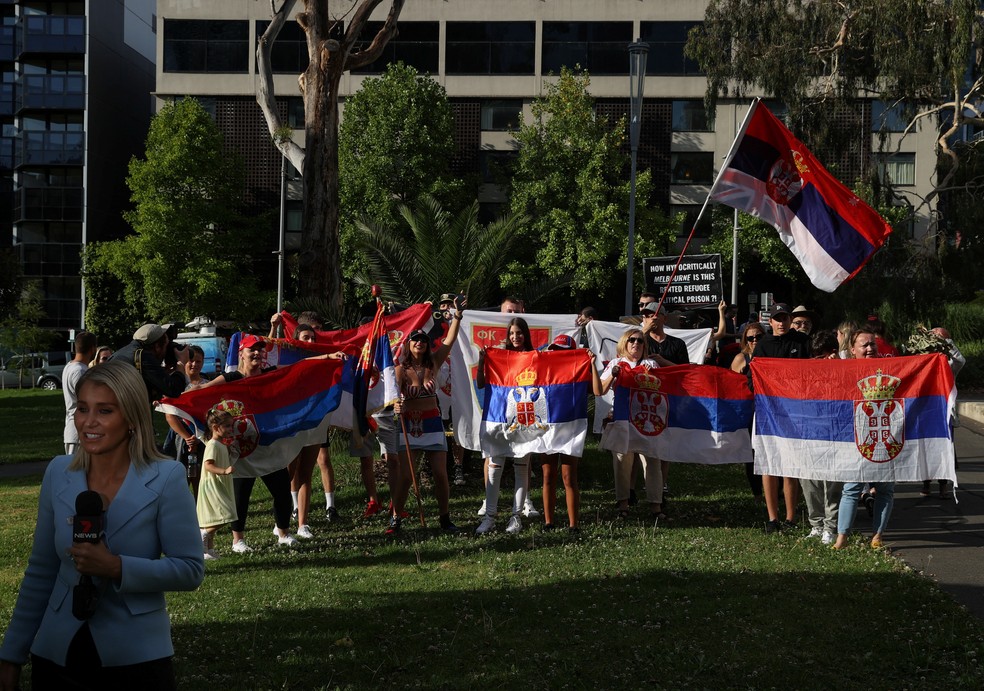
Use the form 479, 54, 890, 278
710, 100, 893, 292
600, 364, 754, 463
481, 348, 592, 458
157, 358, 344, 477
324, 336, 398, 431
750, 354, 956, 483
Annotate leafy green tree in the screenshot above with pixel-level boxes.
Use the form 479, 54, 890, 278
354, 195, 526, 308
0, 248, 23, 323
0, 281, 53, 359
507, 68, 674, 307
86, 98, 272, 334
338, 62, 466, 302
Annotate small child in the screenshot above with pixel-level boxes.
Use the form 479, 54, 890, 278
197, 408, 238, 560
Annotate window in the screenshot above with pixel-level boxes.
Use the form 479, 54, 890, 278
287, 97, 304, 128
481, 100, 522, 131
674, 204, 714, 238
478, 150, 517, 184
871, 101, 910, 133
874, 153, 915, 186
352, 21, 438, 74
256, 20, 343, 74
542, 22, 632, 75
163, 20, 249, 73
639, 22, 703, 76
672, 100, 712, 131
671, 152, 715, 185
446, 22, 534, 75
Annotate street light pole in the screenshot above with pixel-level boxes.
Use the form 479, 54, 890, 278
625, 40, 649, 318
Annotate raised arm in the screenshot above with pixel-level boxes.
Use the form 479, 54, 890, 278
433, 294, 467, 369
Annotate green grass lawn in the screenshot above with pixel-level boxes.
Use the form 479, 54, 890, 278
2, 431, 984, 690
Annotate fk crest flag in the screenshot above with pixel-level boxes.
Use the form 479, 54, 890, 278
600, 364, 754, 463
157, 358, 345, 477
710, 100, 893, 292
750, 354, 956, 483
481, 348, 592, 458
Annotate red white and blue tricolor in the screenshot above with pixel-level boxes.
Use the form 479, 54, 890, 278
158, 358, 345, 477
710, 100, 893, 292
481, 349, 592, 458
750, 354, 956, 483
600, 365, 754, 463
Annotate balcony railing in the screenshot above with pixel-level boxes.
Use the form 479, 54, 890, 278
12, 184, 83, 222
17, 131, 84, 167
20, 15, 85, 55
18, 74, 85, 111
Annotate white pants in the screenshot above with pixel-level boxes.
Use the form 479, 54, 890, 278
613, 452, 662, 505
485, 455, 530, 517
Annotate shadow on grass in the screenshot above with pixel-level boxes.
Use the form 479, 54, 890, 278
167, 567, 984, 690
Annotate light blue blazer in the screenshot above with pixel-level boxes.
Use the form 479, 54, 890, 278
0, 455, 205, 666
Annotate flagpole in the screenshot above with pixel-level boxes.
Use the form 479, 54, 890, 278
654, 99, 760, 313
398, 409, 427, 527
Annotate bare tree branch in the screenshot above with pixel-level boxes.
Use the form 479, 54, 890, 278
345, 0, 406, 70
256, 0, 305, 172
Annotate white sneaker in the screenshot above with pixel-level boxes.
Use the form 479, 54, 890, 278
201, 533, 209, 555
232, 539, 252, 554
204, 550, 220, 560
522, 497, 539, 517
506, 514, 523, 534
278, 533, 298, 547
476, 514, 496, 535
477, 499, 487, 517
821, 530, 835, 545
272, 526, 280, 536
807, 526, 823, 539
296, 524, 314, 539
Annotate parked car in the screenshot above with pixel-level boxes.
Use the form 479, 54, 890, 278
0, 351, 71, 390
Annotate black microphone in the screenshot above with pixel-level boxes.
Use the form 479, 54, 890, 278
72, 490, 104, 620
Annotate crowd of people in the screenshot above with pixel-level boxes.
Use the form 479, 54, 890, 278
0, 287, 964, 688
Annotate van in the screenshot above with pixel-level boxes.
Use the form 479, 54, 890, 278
173, 319, 229, 375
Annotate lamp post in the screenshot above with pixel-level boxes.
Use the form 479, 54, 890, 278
624, 40, 649, 318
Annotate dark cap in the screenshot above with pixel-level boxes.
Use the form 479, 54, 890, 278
408, 329, 429, 342
439, 293, 455, 304
770, 303, 791, 318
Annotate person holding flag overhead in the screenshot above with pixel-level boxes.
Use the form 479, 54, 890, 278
389, 295, 467, 535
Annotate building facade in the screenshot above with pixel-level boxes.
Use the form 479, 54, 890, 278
3, 0, 155, 333
155, 0, 936, 298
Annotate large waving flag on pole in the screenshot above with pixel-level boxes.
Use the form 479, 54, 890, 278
599, 364, 754, 463
157, 358, 345, 477
710, 99, 893, 292
481, 348, 592, 458
751, 354, 955, 483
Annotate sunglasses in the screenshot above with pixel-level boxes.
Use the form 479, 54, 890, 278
746, 335, 762, 342
792, 320, 810, 326
627, 337, 646, 344
409, 335, 429, 343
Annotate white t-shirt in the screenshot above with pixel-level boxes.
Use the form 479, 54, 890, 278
62, 360, 88, 444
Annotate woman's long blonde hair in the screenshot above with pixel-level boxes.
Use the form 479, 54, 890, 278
68, 360, 167, 471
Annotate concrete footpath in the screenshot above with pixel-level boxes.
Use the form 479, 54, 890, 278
887, 402, 984, 620
4, 402, 984, 620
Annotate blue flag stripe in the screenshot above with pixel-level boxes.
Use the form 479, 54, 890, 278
483, 381, 589, 424
789, 184, 877, 274
754, 395, 951, 441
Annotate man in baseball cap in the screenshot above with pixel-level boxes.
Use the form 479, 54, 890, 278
749, 301, 810, 534
111, 322, 188, 401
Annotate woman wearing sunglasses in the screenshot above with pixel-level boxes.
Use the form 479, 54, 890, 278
730, 322, 766, 375
389, 295, 466, 535
595, 329, 665, 520
731, 322, 767, 501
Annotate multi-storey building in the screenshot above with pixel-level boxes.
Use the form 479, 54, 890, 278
2, 0, 155, 333
154, 1, 936, 306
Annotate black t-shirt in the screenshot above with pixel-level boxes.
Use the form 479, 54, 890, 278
111, 340, 186, 401
646, 333, 690, 365
751, 330, 811, 360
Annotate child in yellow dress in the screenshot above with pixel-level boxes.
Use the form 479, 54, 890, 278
197, 408, 237, 560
